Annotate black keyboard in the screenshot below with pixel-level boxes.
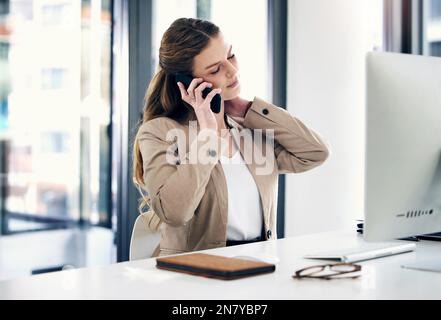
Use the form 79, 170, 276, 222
417, 232, 441, 241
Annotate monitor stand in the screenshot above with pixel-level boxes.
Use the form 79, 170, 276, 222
401, 233, 441, 272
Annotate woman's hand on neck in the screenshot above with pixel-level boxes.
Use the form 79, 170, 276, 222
224, 96, 252, 119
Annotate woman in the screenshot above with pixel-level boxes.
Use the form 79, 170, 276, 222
133, 18, 330, 257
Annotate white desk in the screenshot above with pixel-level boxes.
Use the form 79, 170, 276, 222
1, 230, 440, 300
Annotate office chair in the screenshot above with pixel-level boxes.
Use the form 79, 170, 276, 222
129, 210, 162, 261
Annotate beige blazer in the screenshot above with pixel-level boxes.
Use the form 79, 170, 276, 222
137, 97, 330, 257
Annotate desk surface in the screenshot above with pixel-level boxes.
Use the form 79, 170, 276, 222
1, 230, 440, 299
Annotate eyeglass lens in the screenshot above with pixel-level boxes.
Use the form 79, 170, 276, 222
295, 263, 361, 279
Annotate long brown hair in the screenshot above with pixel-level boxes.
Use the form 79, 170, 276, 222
133, 18, 220, 204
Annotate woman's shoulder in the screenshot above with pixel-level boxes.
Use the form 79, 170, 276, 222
139, 116, 181, 132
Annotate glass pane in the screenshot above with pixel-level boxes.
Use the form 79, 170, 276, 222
426, 0, 441, 57
0, 0, 114, 280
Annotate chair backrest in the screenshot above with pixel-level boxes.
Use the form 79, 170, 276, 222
129, 211, 161, 261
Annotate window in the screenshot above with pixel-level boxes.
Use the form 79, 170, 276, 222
40, 131, 70, 153
0, 0, 114, 281
41, 3, 72, 26
41, 68, 67, 90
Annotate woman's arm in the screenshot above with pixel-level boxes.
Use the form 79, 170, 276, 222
226, 96, 330, 174
137, 120, 222, 227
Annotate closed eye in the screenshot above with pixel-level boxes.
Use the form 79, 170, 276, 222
210, 54, 236, 75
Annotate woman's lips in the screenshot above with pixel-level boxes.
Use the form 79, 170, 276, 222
227, 79, 239, 88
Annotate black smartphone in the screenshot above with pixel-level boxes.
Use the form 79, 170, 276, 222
175, 73, 221, 114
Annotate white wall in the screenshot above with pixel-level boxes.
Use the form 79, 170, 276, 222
285, 0, 383, 237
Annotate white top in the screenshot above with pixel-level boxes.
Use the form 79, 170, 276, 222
219, 148, 263, 241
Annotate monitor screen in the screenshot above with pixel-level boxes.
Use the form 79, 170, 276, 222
364, 52, 441, 241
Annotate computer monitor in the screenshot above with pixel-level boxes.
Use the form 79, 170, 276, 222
364, 52, 441, 245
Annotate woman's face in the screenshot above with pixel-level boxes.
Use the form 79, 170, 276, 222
192, 33, 240, 101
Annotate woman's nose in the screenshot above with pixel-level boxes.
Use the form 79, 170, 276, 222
226, 61, 238, 78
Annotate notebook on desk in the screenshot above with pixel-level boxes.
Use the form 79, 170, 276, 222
156, 253, 276, 280
304, 242, 416, 263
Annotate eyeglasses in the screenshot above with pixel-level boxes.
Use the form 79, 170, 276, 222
292, 262, 362, 280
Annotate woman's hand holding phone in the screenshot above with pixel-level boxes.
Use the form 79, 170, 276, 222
177, 78, 221, 133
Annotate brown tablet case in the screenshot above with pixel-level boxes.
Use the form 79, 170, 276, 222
156, 253, 276, 280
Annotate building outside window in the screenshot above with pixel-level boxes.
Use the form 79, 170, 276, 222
0, 0, 113, 281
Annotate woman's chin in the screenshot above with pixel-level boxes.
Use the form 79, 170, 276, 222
222, 86, 241, 101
